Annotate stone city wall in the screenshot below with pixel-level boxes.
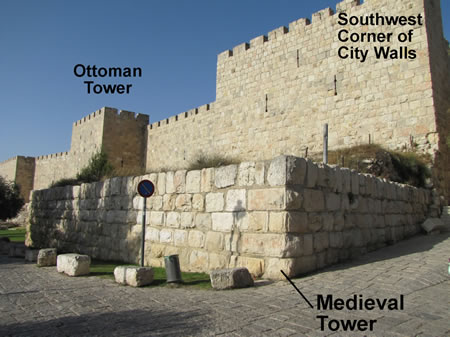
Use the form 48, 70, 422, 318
0, 156, 35, 202
145, 0, 448, 196
26, 155, 439, 279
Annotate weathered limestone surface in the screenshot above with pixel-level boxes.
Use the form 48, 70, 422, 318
114, 266, 154, 287
37, 248, 57, 267
57, 254, 90, 276
28, 156, 438, 280
210, 267, 254, 290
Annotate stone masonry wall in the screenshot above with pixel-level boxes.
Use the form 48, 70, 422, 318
27, 155, 438, 279
145, 0, 449, 201
146, 0, 445, 165
0, 156, 35, 202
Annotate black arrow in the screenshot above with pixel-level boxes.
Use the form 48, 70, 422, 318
280, 270, 314, 309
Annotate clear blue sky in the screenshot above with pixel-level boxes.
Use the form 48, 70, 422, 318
1, 0, 449, 161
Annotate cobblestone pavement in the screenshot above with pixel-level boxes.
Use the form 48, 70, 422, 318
1, 233, 449, 337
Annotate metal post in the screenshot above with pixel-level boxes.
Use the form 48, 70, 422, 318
141, 198, 146, 267
323, 123, 328, 164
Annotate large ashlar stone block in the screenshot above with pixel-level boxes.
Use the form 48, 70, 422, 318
225, 189, 246, 211
306, 160, 318, 188
174, 170, 187, 193
205, 231, 224, 251
302, 189, 325, 212
37, 248, 57, 266
215, 165, 237, 188
238, 162, 264, 186
268, 156, 308, 186
150, 211, 165, 226
206, 193, 224, 212
210, 267, 254, 290
188, 230, 205, 248
212, 213, 234, 232
201, 168, 214, 192
186, 170, 201, 193
174, 229, 188, 246
249, 211, 269, 232
166, 212, 180, 227
192, 194, 204, 211
157, 172, 166, 195
326, 192, 341, 211
114, 266, 154, 287
248, 188, 285, 210
195, 213, 212, 230
165, 172, 175, 193
175, 194, 192, 211
57, 254, 91, 276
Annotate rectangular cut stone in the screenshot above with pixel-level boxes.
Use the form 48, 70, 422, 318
188, 230, 205, 248
267, 156, 287, 186
240, 233, 285, 257
174, 230, 188, 246
212, 213, 234, 232
303, 189, 325, 212
175, 194, 192, 211
150, 211, 165, 226
206, 192, 224, 212
250, 211, 269, 232
159, 229, 173, 243
215, 165, 237, 188
166, 212, 180, 227
225, 189, 246, 211
157, 173, 166, 195
238, 162, 257, 186
165, 172, 175, 193
192, 194, 204, 211
201, 168, 214, 192
57, 254, 90, 276
114, 266, 154, 287
37, 248, 57, 266
205, 231, 224, 251
195, 213, 212, 230
248, 188, 285, 210
186, 170, 201, 193
210, 267, 254, 290
174, 170, 187, 193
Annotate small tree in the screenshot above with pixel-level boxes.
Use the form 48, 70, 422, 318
0, 176, 24, 220
76, 150, 114, 183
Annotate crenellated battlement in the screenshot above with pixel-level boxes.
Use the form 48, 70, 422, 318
73, 107, 149, 127
217, 0, 363, 61
148, 102, 214, 130
36, 151, 70, 161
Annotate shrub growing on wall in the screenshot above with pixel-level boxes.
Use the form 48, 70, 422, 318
51, 150, 114, 187
76, 150, 113, 183
0, 176, 24, 220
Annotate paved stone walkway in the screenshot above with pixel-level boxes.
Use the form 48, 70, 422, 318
1, 233, 449, 337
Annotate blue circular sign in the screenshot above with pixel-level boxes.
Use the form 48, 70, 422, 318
137, 180, 155, 198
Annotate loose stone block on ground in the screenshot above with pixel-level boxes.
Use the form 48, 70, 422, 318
210, 267, 254, 290
37, 248, 57, 267
57, 253, 91, 276
114, 266, 154, 287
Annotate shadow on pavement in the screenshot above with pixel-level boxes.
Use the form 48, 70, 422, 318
0, 308, 209, 337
